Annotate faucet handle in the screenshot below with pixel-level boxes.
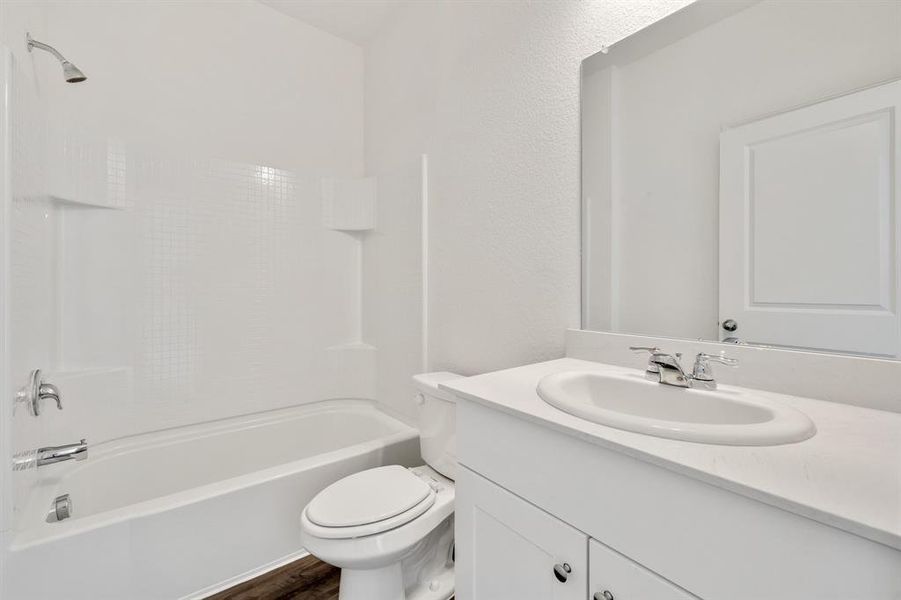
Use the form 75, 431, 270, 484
630, 346, 662, 374
692, 352, 738, 382
16, 370, 63, 416
697, 352, 738, 366
629, 346, 660, 354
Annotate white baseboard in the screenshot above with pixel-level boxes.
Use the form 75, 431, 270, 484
181, 549, 312, 600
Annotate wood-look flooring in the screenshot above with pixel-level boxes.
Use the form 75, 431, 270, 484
207, 555, 340, 600
207, 555, 453, 600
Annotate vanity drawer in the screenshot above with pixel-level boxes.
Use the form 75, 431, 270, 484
589, 538, 698, 600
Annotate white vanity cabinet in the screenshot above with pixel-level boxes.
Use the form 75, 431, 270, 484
453, 395, 901, 600
457, 466, 699, 600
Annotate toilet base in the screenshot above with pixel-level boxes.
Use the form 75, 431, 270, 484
334, 517, 454, 600
339, 563, 405, 600
337, 562, 453, 600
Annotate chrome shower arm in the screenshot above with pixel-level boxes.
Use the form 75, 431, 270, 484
25, 33, 68, 63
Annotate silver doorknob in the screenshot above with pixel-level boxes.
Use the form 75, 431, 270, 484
722, 318, 738, 332
553, 562, 571, 583
594, 592, 615, 600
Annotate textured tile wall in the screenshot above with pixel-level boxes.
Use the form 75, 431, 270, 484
8, 47, 54, 531
10, 127, 372, 479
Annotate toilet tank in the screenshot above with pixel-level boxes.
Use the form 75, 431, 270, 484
413, 372, 464, 480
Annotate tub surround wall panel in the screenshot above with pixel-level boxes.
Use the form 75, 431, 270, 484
1, 0, 369, 543
16, 149, 375, 449
0, 0, 55, 538
3, 0, 366, 436
40, 0, 364, 175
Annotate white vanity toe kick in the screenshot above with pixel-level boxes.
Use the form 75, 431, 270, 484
440, 358, 901, 551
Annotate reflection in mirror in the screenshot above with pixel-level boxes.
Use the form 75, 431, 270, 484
581, 0, 901, 358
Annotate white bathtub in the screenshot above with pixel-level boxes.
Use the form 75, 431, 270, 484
6, 400, 420, 600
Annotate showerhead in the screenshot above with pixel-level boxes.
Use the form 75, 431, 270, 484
26, 32, 87, 83
61, 61, 87, 83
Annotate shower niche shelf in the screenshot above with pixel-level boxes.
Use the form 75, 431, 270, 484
45, 193, 137, 380
45, 126, 132, 210
47, 193, 128, 211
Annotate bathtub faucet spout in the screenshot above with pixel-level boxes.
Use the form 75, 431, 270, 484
36, 439, 87, 467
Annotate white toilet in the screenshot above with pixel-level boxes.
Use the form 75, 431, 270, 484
300, 372, 463, 600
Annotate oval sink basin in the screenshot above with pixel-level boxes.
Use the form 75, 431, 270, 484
537, 370, 815, 445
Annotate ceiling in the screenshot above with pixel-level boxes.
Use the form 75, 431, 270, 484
259, 0, 407, 46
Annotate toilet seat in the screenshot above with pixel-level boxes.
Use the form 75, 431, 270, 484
303, 466, 437, 539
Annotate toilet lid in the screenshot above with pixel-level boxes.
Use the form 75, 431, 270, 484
306, 465, 433, 528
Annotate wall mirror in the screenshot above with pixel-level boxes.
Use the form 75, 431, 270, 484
581, 0, 901, 358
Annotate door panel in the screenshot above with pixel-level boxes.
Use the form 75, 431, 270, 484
456, 466, 587, 600
719, 79, 901, 356
589, 539, 699, 600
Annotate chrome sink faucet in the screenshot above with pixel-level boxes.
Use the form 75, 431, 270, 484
630, 347, 737, 390
690, 352, 739, 390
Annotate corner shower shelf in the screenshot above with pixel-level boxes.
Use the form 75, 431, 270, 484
48, 193, 128, 210
322, 176, 377, 231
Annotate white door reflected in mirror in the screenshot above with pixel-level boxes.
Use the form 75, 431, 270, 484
719, 79, 901, 356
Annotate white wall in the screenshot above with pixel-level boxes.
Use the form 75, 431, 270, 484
364, 0, 689, 390
583, 0, 901, 340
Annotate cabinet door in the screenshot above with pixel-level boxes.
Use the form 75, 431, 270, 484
456, 466, 587, 600
589, 539, 698, 600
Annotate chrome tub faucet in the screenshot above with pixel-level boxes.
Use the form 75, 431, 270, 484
36, 439, 87, 467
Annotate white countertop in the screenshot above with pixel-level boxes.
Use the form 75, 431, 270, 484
441, 357, 901, 551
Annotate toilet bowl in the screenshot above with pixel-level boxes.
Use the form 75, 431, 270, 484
301, 465, 455, 599
300, 372, 463, 600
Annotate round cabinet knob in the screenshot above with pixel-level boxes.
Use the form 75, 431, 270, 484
552, 562, 572, 583
722, 318, 738, 332
594, 591, 615, 600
